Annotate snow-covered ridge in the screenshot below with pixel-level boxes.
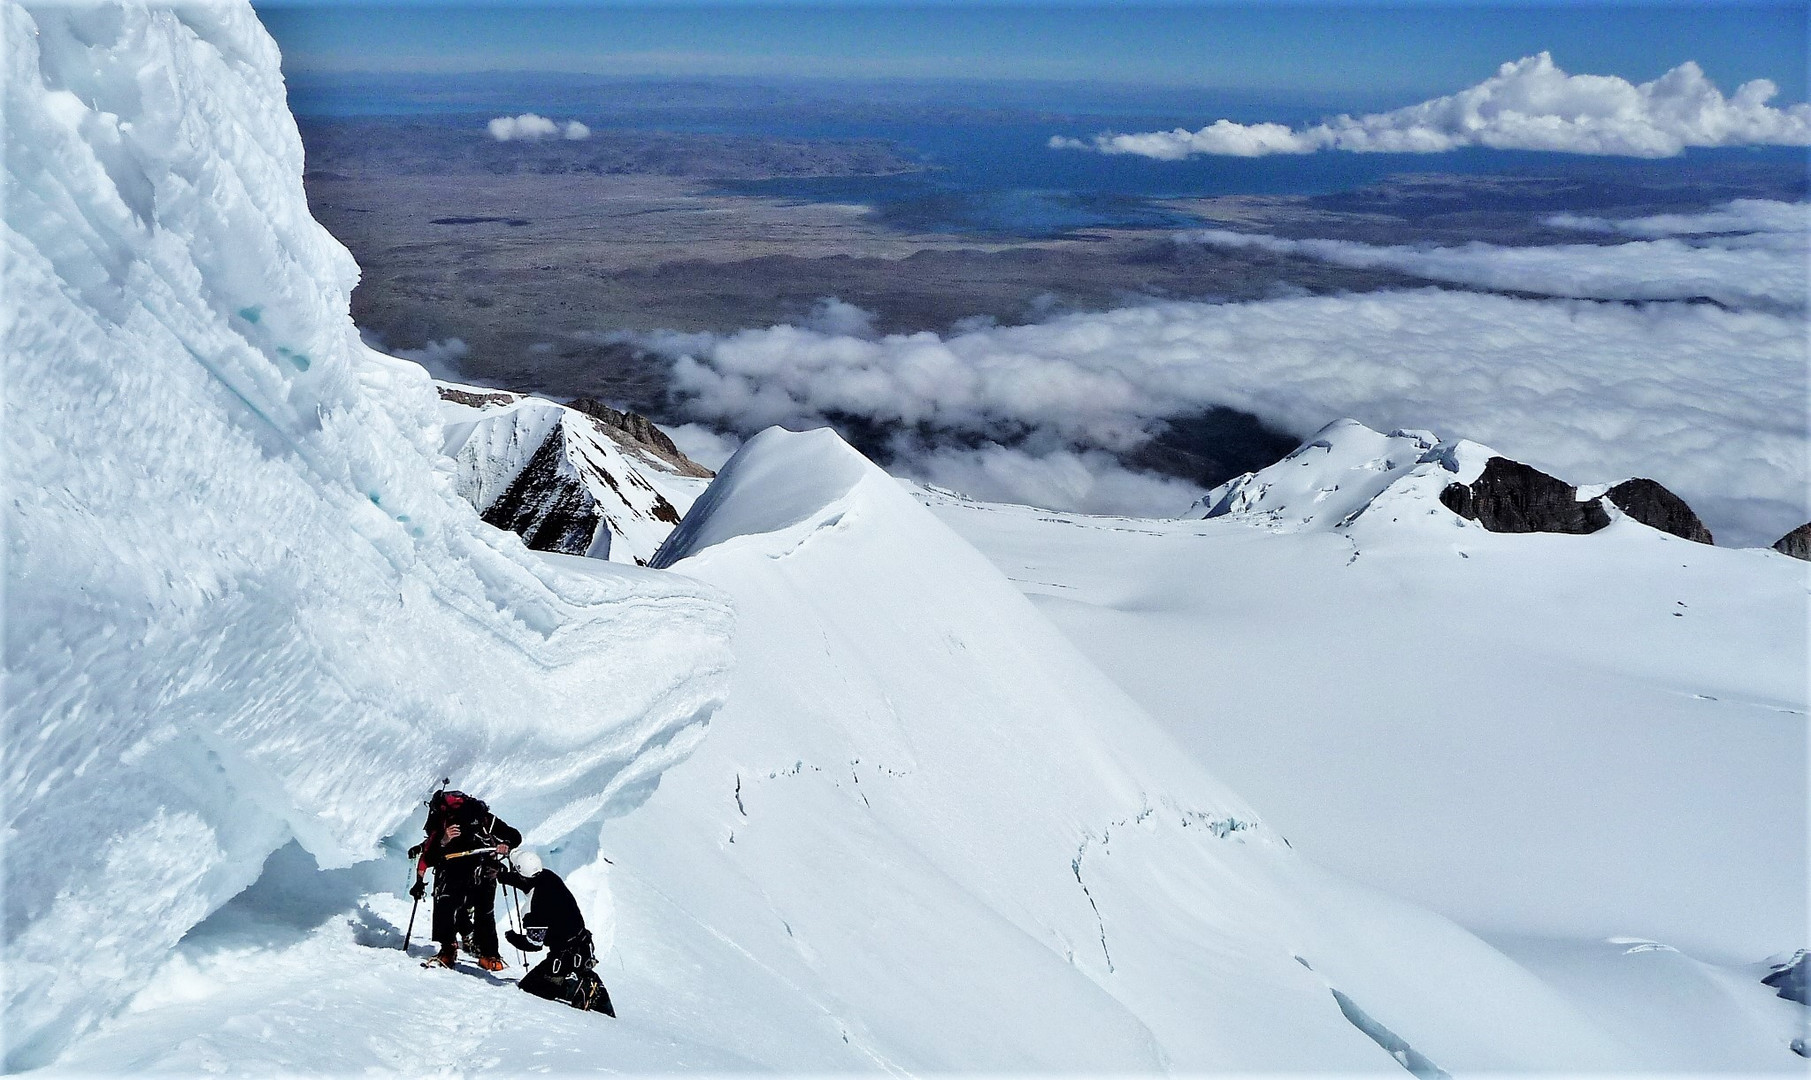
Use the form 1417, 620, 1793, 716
1200, 418, 1718, 544
626, 427, 1634, 1071
436, 382, 713, 566
2, 3, 730, 1066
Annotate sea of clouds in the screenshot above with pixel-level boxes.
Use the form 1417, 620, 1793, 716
1050, 54, 1811, 159
623, 203, 1808, 546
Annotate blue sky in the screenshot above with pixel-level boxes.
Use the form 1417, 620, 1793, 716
256, 2, 1808, 102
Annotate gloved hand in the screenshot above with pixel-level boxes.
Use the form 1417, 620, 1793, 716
409, 878, 427, 900
483, 864, 500, 884
506, 929, 543, 953
407, 842, 424, 860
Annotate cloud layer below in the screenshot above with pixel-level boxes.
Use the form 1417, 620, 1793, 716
1050, 53, 1811, 158
487, 113, 591, 141
1183, 199, 1809, 312
631, 286, 1804, 545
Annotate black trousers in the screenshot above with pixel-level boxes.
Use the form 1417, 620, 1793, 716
519, 937, 613, 1016
432, 866, 499, 957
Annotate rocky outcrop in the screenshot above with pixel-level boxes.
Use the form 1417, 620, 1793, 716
567, 397, 714, 478
1439, 458, 1611, 535
1603, 479, 1713, 545
1772, 523, 1811, 560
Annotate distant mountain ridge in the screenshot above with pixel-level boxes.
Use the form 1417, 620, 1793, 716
1198, 418, 1718, 545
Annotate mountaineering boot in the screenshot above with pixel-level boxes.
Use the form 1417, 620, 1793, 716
477, 955, 507, 972
424, 945, 458, 968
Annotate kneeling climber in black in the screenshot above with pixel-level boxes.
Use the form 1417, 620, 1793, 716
410, 788, 521, 972
494, 852, 615, 1016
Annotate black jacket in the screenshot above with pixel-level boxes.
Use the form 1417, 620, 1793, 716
413, 796, 522, 877
497, 867, 586, 953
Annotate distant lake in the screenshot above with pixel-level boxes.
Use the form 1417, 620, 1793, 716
286, 74, 1807, 239
717, 124, 1806, 237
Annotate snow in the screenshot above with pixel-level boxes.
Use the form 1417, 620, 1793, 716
925, 420, 1809, 1064
1193, 418, 1477, 531
42, 425, 1664, 1073
3, 3, 730, 1067
620, 427, 1643, 1071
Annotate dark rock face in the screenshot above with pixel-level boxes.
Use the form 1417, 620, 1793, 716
1439, 457, 1610, 535
566, 397, 713, 478
1764, 951, 1808, 1005
1773, 523, 1811, 560
480, 431, 603, 557
1604, 479, 1714, 544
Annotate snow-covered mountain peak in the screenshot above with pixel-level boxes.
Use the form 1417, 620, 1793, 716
1195, 418, 1480, 532
435, 382, 713, 565
1200, 418, 1720, 545
652, 426, 873, 566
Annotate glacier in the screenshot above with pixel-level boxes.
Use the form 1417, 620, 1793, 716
6, 0, 1805, 1072
2, 3, 730, 1067
930, 419, 1809, 1068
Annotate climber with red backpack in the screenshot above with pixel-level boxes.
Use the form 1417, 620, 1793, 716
408, 785, 522, 972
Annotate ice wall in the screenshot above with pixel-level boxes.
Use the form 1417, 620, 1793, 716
1, 3, 731, 1067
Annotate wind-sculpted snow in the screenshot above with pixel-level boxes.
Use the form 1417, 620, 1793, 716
1, 3, 731, 1066
619, 426, 1626, 1071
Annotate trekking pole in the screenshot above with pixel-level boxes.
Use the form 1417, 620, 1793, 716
502, 855, 529, 970
403, 777, 448, 955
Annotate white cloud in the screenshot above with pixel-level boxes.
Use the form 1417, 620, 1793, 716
630, 290, 1806, 546
486, 113, 591, 141
1182, 200, 1809, 311
1053, 53, 1811, 159
897, 442, 1207, 518
1545, 198, 1811, 238
665, 423, 742, 471
391, 337, 469, 381
803, 297, 878, 338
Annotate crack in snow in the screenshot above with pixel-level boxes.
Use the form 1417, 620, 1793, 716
1070, 838, 1115, 974
1329, 988, 1452, 1080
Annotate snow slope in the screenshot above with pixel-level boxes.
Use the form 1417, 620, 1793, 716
437, 382, 713, 565
47, 427, 1658, 1074
928, 420, 1808, 1064
3, 3, 730, 1067
629, 426, 1644, 1072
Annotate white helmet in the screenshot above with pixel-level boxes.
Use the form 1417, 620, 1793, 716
513, 850, 543, 878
